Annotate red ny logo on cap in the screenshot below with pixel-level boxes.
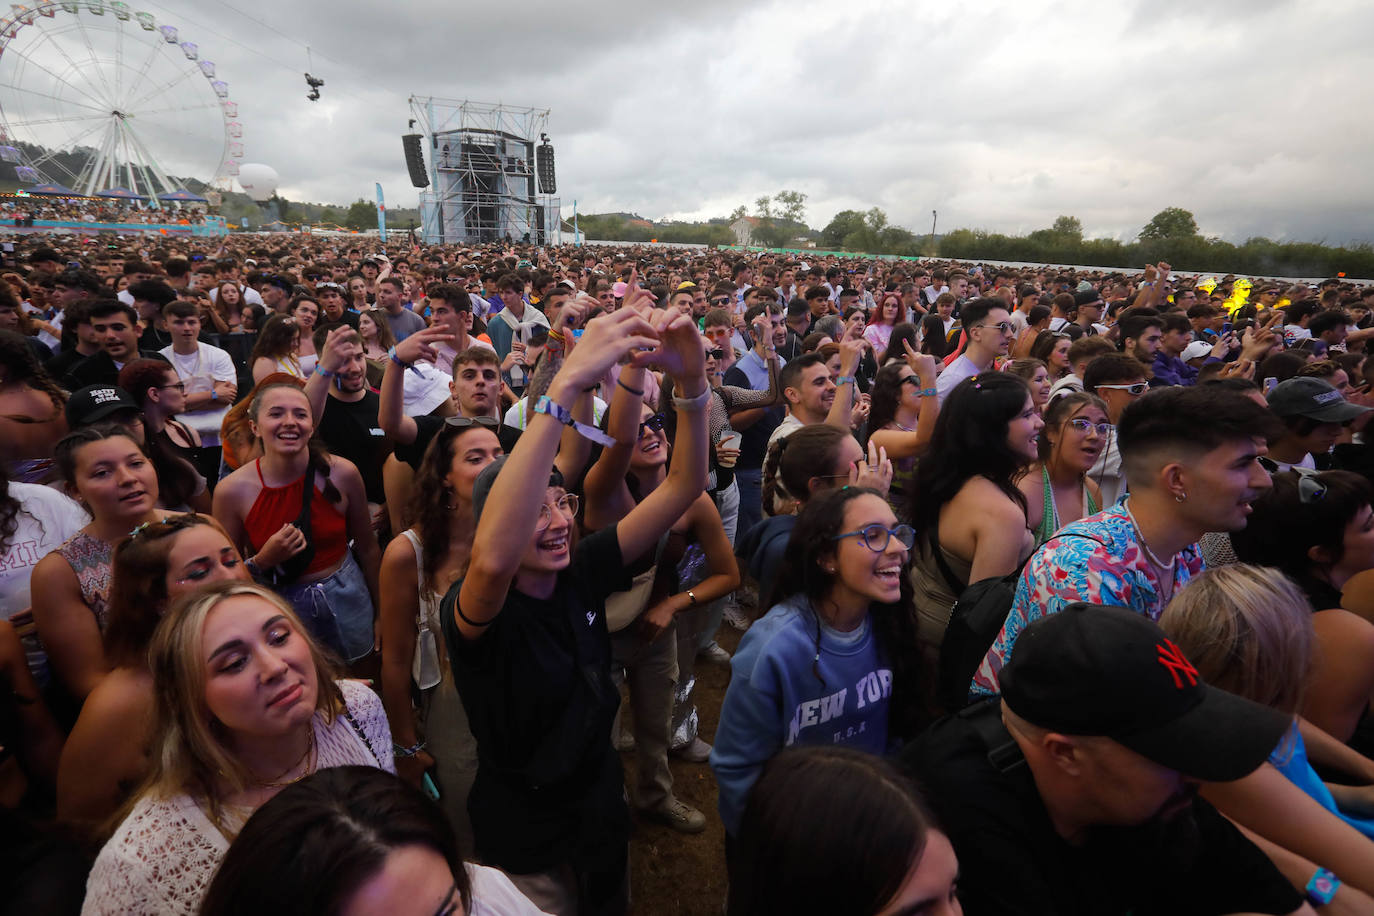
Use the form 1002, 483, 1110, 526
1156, 640, 1199, 689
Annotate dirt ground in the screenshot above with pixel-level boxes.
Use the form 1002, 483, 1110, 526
621, 624, 744, 916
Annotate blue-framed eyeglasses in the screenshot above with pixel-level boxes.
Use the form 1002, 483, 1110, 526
831, 523, 916, 553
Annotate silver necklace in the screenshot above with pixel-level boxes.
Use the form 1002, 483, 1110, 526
1125, 503, 1175, 571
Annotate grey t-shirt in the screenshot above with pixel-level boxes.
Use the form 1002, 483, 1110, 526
385, 307, 427, 342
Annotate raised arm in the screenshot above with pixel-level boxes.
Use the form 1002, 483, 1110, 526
457, 307, 661, 640
616, 309, 710, 565
583, 361, 647, 531
303, 326, 352, 425
378, 325, 454, 446
825, 337, 865, 431
869, 345, 940, 460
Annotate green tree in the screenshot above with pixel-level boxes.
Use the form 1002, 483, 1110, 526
729, 205, 748, 222
773, 189, 808, 225
754, 196, 773, 218
1051, 215, 1083, 242
1138, 207, 1198, 241
820, 210, 868, 249
345, 198, 376, 231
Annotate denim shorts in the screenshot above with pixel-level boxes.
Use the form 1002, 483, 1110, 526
279, 551, 374, 662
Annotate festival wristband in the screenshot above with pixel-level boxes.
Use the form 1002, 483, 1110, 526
387, 346, 422, 375
315, 366, 337, 379
393, 740, 427, 759
921, 387, 937, 397
836, 375, 856, 386
534, 395, 616, 447
672, 386, 711, 412
1306, 868, 1340, 906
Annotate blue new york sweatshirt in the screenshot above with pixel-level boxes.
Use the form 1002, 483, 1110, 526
709, 594, 892, 835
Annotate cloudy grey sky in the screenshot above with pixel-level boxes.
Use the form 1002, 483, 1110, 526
6, 0, 1371, 243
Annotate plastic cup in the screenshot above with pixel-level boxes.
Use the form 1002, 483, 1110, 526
718, 431, 742, 468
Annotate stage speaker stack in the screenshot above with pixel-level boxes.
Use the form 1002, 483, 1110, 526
402, 134, 430, 188
536, 140, 556, 195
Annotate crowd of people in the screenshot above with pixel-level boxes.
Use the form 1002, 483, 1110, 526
4, 232, 1374, 914
0, 199, 211, 226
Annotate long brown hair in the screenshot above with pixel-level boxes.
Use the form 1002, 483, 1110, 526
406, 423, 491, 593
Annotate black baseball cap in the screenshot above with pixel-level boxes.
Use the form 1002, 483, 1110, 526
1073, 289, 1104, 308
1268, 377, 1370, 424
1000, 604, 1289, 782
65, 385, 139, 428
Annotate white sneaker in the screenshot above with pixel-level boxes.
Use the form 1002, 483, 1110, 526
671, 737, 713, 763
699, 641, 731, 664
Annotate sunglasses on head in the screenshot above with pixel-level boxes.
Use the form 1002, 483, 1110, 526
444, 416, 499, 431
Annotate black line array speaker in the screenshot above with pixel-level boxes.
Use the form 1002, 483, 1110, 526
536, 141, 556, 195
402, 133, 430, 188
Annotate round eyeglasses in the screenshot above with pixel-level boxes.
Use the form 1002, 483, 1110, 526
831, 523, 916, 553
536, 493, 580, 531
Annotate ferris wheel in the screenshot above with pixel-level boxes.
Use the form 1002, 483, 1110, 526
0, 1, 242, 202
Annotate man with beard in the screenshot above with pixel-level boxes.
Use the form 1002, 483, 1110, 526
974, 385, 1284, 697
310, 326, 389, 512
905, 604, 1308, 916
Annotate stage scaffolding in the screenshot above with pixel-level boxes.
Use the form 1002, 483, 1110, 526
408, 97, 560, 246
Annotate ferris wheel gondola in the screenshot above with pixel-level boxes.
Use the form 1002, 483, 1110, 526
0, 0, 241, 204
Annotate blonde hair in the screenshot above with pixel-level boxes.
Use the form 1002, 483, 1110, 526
1158, 564, 1313, 716
141, 581, 344, 824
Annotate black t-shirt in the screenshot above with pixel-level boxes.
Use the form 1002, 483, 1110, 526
723, 364, 781, 472
316, 390, 390, 504
62, 349, 168, 391
393, 413, 521, 472
440, 526, 633, 873
901, 703, 1304, 916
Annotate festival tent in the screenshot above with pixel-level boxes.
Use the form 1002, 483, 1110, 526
95, 187, 149, 200
157, 189, 208, 202
24, 183, 78, 196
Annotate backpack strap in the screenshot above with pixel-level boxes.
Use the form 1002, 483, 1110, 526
958, 698, 1025, 774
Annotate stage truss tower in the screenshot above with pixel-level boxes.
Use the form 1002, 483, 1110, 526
407, 97, 560, 246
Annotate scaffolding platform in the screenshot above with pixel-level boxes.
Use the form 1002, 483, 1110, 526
408, 98, 560, 246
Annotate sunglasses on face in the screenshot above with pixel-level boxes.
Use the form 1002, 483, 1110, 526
1065, 417, 1112, 437
1096, 382, 1149, 396
711, 296, 730, 305
638, 413, 667, 438
975, 321, 1014, 334
706, 348, 726, 360
831, 523, 917, 553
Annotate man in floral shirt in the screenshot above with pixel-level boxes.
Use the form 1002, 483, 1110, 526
972, 385, 1283, 698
